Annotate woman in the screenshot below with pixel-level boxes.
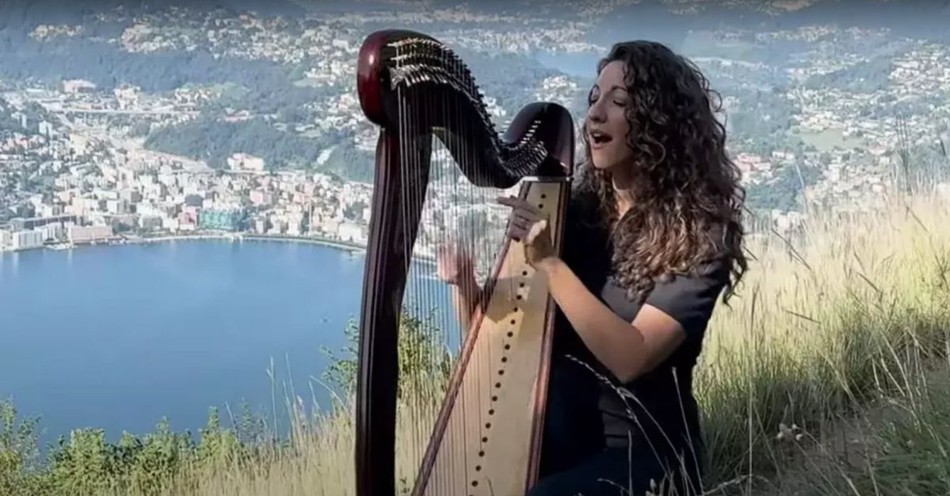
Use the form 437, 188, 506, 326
437, 40, 747, 496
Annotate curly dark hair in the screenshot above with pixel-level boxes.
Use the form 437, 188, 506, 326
575, 40, 748, 304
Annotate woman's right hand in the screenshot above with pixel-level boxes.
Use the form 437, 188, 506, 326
436, 242, 475, 286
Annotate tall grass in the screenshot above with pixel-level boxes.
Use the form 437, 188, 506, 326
697, 187, 950, 493
4, 186, 950, 495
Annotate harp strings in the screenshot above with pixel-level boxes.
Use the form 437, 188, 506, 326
391, 40, 519, 493
439, 46, 468, 495
391, 40, 457, 490
395, 40, 420, 486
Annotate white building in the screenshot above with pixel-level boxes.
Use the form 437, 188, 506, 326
67, 225, 114, 243
338, 221, 365, 243
10, 230, 45, 250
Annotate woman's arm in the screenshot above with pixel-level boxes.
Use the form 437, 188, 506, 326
497, 195, 726, 383
435, 242, 483, 336
450, 272, 482, 335
536, 257, 688, 383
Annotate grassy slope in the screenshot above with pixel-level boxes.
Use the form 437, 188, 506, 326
3, 186, 950, 495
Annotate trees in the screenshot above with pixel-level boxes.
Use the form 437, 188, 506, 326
321, 310, 454, 401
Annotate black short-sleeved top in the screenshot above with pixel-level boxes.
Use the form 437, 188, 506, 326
540, 191, 730, 474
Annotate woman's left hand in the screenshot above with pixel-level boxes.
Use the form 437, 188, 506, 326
497, 196, 555, 268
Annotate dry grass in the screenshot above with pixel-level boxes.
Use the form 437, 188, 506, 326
698, 190, 950, 484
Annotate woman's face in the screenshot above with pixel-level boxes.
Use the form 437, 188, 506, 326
585, 60, 634, 172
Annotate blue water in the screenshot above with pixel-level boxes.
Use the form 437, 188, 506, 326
0, 239, 455, 448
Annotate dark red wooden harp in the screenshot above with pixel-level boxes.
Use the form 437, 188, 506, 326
354, 29, 575, 496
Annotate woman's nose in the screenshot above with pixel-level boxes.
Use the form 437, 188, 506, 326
587, 102, 606, 124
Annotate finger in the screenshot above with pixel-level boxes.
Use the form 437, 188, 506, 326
513, 219, 534, 235
511, 222, 533, 238
512, 211, 538, 225
527, 204, 545, 217
496, 195, 517, 206
509, 216, 530, 230
500, 199, 545, 224
507, 224, 526, 241
507, 220, 525, 234
497, 196, 532, 211
504, 196, 541, 212
506, 203, 536, 218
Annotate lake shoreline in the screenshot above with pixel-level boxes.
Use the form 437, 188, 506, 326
0, 231, 442, 265
132, 232, 369, 254
0, 231, 369, 255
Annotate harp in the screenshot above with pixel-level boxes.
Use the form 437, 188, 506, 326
354, 29, 575, 496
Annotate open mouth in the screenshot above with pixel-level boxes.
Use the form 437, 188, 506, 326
589, 130, 613, 146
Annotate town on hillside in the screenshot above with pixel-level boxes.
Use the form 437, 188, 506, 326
2, 2, 950, 254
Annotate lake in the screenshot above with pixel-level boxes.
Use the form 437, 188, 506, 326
0, 239, 455, 448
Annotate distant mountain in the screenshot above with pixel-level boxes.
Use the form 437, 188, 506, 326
765, 0, 950, 38
580, 0, 950, 48
3, 0, 949, 40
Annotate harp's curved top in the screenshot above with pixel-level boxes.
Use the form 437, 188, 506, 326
356, 28, 574, 187
354, 28, 576, 496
